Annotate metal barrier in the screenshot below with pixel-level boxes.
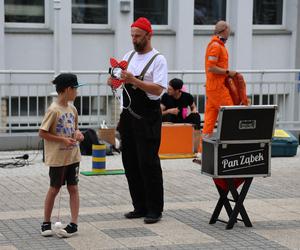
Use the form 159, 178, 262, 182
0, 69, 300, 134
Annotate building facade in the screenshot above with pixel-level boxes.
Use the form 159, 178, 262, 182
0, 0, 300, 132
1, 0, 299, 71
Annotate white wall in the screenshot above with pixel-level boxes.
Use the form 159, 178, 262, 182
72, 34, 114, 70
5, 34, 53, 70
0, 1, 299, 72
252, 35, 292, 69
152, 35, 176, 70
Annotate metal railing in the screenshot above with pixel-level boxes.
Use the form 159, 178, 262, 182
0, 69, 300, 134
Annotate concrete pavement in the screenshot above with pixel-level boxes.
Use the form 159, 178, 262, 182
0, 147, 299, 250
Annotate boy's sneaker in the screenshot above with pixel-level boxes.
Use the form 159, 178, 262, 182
41, 222, 53, 237
56, 223, 78, 238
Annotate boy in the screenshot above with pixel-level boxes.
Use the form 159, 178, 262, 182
39, 73, 84, 238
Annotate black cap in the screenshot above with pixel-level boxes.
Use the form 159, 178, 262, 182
169, 78, 183, 90
53, 73, 85, 92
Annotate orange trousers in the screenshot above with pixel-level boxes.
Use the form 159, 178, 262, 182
202, 85, 233, 135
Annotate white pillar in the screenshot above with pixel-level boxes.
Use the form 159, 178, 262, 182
110, 1, 133, 125
0, 0, 5, 73
53, 0, 72, 74
230, 0, 253, 70
297, 3, 300, 121
112, 0, 133, 60
283, 0, 299, 123
174, 0, 194, 70
295, 2, 300, 69
53, 0, 61, 75
0, 0, 5, 130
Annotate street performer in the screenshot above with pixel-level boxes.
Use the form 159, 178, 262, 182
202, 20, 245, 190
107, 17, 168, 224
202, 20, 236, 138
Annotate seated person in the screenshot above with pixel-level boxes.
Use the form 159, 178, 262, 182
160, 78, 201, 130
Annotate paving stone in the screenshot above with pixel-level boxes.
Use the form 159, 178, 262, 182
0, 150, 299, 249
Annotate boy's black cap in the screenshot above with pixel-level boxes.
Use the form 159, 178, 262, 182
53, 73, 85, 90
169, 78, 183, 90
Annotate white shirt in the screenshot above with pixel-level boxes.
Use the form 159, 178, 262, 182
123, 48, 168, 100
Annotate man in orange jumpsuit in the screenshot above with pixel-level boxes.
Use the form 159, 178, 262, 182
201, 21, 244, 191
203, 20, 236, 137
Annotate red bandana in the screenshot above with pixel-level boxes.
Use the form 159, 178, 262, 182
131, 17, 152, 33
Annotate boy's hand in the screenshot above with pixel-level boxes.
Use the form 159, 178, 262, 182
74, 130, 84, 142
62, 137, 77, 147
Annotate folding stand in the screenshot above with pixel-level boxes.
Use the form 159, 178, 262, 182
202, 106, 277, 230
209, 177, 253, 230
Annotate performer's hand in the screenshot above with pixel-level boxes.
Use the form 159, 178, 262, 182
228, 70, 237, 78
121, 70, 135, 84
168, 108, 179, 115
107, 76, 113, 87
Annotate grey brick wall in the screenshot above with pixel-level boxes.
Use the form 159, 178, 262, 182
110, 97, 121, 126
0, 98, 7, 133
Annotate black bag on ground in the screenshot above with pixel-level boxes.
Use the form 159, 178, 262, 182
80, 129, 99, 155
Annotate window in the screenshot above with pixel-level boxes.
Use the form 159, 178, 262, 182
253, 0, 283, 25
134, 0, 168, 25
5, 0, 45, 23
194, 0, 226, 25
72, 0, 108, 24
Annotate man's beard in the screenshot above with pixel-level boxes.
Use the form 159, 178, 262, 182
134, 37, 147, 52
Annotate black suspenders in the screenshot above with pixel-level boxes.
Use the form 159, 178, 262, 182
123, 51, 161, 119
127, 51, 160, 80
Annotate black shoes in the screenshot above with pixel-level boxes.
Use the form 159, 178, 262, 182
124, 210, 162, 224
41, 222, 53, 237
144, 212, 162, 224
56, 223, 78, 238
124, 210, 147, 219
192, 158, 201, 165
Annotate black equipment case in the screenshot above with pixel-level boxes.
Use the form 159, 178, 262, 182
271, 129, 299, 157
202, 105, 277, 178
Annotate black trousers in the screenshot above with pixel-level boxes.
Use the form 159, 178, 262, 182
119, 109, 164, 214
163, 112, 201, 130
184, 113, 201, 130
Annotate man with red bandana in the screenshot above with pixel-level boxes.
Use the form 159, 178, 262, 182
203, 20, 236, 137
108, 17, 167, 224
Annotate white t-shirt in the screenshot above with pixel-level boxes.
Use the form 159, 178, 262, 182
123, 48, 168, 100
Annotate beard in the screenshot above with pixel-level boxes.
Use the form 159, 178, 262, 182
133, 36, 147, 52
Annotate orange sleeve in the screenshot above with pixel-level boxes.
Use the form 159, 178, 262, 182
206, 42, 221, 68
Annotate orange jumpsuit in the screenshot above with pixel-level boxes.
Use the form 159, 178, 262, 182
202, 36, 233, 135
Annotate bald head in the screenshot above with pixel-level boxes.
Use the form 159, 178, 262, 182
214, 20, 230, 39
